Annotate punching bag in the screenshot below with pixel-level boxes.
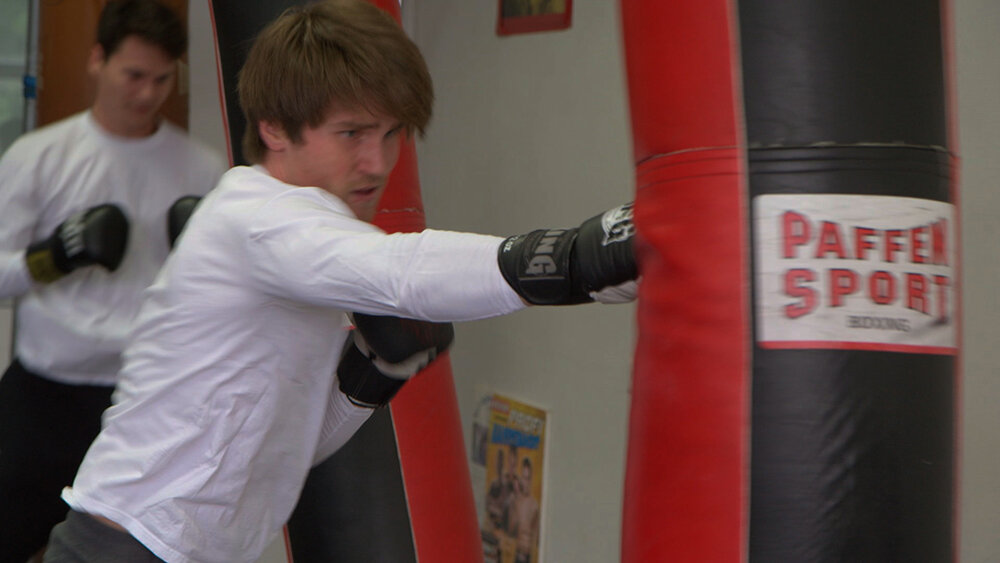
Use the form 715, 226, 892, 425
208, 1, 482, 561
620, 0, 959, 561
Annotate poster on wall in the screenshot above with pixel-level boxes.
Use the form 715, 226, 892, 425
471, 393, 547, 563
496, 0, 572, 36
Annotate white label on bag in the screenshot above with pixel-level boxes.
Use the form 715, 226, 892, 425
754, 194, 956, 354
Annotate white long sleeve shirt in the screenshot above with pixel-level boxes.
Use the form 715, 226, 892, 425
0, 111, 225, 384
63, 165, 525, 563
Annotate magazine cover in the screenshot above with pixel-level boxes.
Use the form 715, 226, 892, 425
472, 393, 547, 563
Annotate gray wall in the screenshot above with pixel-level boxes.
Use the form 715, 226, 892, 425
954, 0, 1000, 560
189, 3, 635, 560
192, 0, 1000, 561
407, 3, 634, 563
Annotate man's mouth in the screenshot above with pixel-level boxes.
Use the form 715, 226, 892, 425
352, 186, 380, 199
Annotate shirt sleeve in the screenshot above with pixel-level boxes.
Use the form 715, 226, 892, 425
0, 142, 39, 298
312, 389, 376, 466
244, 190, 525, 322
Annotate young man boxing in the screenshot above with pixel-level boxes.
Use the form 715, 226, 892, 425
45, 1, 638, 561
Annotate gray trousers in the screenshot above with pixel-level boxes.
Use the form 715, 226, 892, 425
43, 510, 163, 563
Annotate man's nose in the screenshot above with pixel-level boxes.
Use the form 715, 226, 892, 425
357, 137, 398, 176
137, 80, 158, 103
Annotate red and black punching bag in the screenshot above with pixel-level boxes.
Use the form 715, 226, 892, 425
621, 0, 959, 561
209, 1, 482, 561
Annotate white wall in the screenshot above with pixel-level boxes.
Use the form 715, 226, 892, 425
187, 0, 228, 161
182, 1, 1000, 562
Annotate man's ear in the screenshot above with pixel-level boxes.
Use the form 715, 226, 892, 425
258, 120, 289, 152
87, 44, 105, 76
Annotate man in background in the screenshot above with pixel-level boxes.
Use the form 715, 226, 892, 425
0, 1, 225, 560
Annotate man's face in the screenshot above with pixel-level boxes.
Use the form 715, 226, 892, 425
264, 107, 403, 222
89, 36, 177, 138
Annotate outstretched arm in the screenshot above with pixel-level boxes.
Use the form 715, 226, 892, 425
498, 203, 638, 305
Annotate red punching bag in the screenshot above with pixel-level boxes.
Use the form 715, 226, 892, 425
620, 1, 749, 560
620, 0, 959, 561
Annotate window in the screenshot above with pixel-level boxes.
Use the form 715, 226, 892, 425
0, 0, 29, 153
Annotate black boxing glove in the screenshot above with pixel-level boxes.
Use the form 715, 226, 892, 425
167, 195, 202, 248
25, 204, 129, 283
338, 313, 455, 408
497, 203, 637, 305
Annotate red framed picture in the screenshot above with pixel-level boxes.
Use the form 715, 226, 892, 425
497, 0, 573, 36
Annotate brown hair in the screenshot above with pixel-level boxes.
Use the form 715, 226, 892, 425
97, 0, 186, 60
237, 0, 433, 164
